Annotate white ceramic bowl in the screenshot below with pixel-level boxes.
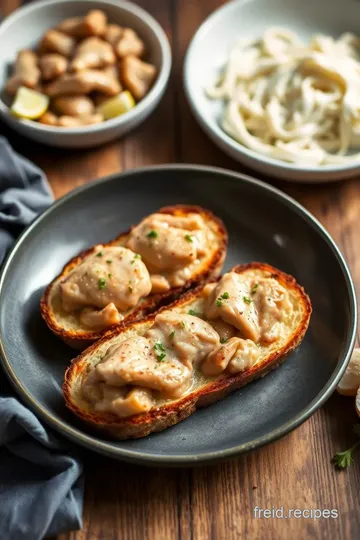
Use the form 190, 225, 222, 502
184, 0, 360, 183
0, 0, 171, 148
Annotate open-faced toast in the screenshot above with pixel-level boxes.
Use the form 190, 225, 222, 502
63, 263, 312, 439
40, 205, 228, 349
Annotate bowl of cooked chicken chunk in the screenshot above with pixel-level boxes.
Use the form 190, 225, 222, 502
0, 0, 171, 147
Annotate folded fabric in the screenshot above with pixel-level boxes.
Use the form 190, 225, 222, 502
0, 136, 53, 264
0, 398, 84, 540
0, 136, 84, 540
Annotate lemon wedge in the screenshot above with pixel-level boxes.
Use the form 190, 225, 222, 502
98, 90, 135, 120
337, 348, 360, 396
11, 87, 50, 120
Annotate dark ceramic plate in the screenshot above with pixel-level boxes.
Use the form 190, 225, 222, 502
0, 166, 357, 465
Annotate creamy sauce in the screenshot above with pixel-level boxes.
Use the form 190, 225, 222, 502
126, 213, 214, 289
60, 245, 151, 329
81, 269, 300, 418
57, 212, 215, 331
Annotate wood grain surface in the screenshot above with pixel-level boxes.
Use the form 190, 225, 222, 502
1, 1, 360, 539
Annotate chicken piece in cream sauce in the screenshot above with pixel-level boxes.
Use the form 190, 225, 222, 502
81, 270, 295, 418
202, 337, 260, 376
204, 272, 292, 344
126, 213, 209, 290
79, 303, 121, 331
60, 246, 151, 329
82, 373, 154, 418
82, 312, 219, 417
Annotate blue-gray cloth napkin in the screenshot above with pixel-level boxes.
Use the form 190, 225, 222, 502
0, 136, 84, 540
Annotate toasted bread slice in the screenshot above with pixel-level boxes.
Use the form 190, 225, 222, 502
63, 263, 312, 439
41, 205, 227, 349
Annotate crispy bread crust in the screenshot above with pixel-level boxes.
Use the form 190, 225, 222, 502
63, 263, 312, 439
40, 205, 228, 349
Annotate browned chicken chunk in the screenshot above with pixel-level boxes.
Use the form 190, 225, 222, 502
71, 37, 116, 72
5, 50, 41, 95
53, 95, 95, 116
39, 54, 68, 81
121, 55, 156, 100
115, 28, 145, 58
104, 24, 123, 46
38, 111, 58, 126
57, 10, 107, 37
57, 113, 103, 127
104, 24, 124, 47
103, 64, 119, 80
39, 29, 76, 58
44, 70, 121, 96
38, 111, 103, 127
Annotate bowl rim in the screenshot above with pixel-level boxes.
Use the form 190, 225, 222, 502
0, 163, 357, 465
0, 0, 172, 134
183, 0, 360, 176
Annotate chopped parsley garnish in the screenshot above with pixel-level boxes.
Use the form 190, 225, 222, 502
108, 273, 112, 279
98, 278, 106, 289
131, 253, 142, 264
184, 234, 193, 243
188, 309, 201, 317
181, 321, 185, 329
106, 259, 112, 264
154, 342, 166, 362
220, 337, 228, 344
216, 292, 230, 307
146, 230, 158, 239
243, 296, 252, 304
169, 331, 175, 339
251, 283, 259, 295
154, 342, 166, 353
96, 251, 103, 257
333, 424, 360, 469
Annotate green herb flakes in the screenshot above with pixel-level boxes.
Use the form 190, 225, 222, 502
146, 230, 158, 239
188, 309, 201, 317
251, 283, 259, 295
98, 278, 106, 290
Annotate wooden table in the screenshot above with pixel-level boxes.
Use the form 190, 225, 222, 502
1, 0, 360, 538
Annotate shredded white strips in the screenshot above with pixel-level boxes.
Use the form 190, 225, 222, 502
205, 28, 360, 165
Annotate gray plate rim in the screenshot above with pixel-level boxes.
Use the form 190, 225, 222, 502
0, 164, 357, 465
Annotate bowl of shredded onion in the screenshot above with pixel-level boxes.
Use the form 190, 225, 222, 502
184, 0, 360, 182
